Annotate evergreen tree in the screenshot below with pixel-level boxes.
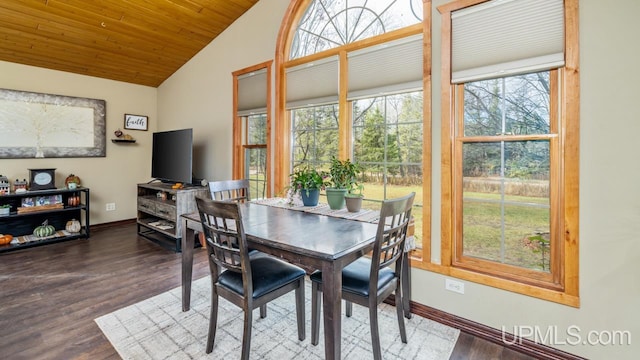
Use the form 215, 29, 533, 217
355, 105, 401, 180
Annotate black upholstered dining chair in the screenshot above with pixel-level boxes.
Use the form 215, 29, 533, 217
200, 179, 249, 247
205, 178, 270, 316
196, 197, 306, 359
208, 179, 250, 202
310, 192, 415, 360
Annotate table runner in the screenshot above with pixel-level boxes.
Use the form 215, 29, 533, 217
252, 197, 416, 250
252, 197, 380, 223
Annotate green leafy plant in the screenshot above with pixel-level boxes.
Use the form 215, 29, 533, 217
288, 166, 329, 196
0, 204, 10, 209
328, 156, 361, 189
346, 183, 364, 198
523, 231, 550, 271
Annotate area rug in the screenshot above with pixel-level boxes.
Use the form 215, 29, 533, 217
95, 276, 459, 359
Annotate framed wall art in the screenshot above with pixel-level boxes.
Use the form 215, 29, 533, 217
0, 88, 106, 158
124, 114, 148, 130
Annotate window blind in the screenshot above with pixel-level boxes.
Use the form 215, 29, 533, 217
237, 68, 267, 116
347, 34, 423, 99
451, 0, 564, 83
286, 56, 339, 109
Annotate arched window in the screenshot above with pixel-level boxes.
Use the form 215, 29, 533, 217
289, 0, 423, 58
275, 0, 430, 261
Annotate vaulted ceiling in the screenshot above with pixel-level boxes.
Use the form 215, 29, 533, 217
0, 0, 259, 87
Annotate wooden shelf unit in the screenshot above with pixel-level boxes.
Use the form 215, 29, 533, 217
0, 187, 90, 253
136, 183, 208, 252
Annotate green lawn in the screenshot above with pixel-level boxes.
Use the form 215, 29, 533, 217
356, 184, 550, 271
356, 182, 424, 248
463, 196, 550, 271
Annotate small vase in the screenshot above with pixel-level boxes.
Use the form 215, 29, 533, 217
300, 188, 320, 206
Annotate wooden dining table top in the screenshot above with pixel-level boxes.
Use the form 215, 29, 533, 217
182, 202, 382, 272
239, 201, 379, 260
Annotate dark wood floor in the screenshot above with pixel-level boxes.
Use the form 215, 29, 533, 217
0, 223, 533, 360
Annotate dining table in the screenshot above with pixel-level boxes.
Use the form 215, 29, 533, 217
180, 201, 380, 360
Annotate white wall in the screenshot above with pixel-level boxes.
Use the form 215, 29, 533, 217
0, 61, 157, 224
158, 0, 639, 358
156, 0, 289, 183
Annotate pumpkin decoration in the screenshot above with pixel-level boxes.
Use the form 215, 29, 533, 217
0, 234, 13, 245
65, 174, 81, 188
33, 220, 56, 238
65, 219, 81, 233
67, 193, 81, 207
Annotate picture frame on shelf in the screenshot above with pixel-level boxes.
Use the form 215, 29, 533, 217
124, 114, 148, 131
29, 168, 56, 190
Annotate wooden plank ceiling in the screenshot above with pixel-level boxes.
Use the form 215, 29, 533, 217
0, 0, 259, 87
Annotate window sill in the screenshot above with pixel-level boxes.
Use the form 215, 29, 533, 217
410, 260, 580, 308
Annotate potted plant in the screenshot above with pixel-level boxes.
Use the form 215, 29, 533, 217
0, 204, 10, 216
345, 183, 364, 212
288, 166, 329, 206
326, 156, 361, 210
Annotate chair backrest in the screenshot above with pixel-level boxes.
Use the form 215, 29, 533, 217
371, 192, 416, 279
196, 197, 252, 281
208, 179, 250, 202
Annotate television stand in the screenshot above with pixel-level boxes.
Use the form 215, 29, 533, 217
136, 183, 208, 252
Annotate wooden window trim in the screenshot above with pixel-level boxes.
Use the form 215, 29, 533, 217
232, 60, 272, 197
436, 0, 580, 307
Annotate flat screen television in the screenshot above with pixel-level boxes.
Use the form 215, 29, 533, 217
151, 128, 193, 184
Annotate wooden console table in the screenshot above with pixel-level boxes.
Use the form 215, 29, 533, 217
136, 183, 208, 252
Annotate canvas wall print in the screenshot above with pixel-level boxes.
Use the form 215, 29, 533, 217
0, 88, 106, 158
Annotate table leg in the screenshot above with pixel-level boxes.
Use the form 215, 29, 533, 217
322, 262, 342, 360
401, 251, 412, 319
181, 218, 195, 312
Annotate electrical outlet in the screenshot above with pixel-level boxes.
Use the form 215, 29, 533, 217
106, 203, 116, 211
445, 278, 465, 294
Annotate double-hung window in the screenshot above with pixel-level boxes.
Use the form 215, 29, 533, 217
438, 0, 580, 305
233, 62, 271, 199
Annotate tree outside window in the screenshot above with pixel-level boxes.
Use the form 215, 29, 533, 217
352, 92, 423, 246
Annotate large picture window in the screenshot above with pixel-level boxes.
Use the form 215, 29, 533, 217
352, 92, 424, 247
